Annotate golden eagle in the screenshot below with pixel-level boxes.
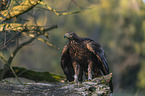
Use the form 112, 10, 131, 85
61, 32, 113, 92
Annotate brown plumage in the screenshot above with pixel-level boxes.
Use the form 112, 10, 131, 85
61, 32, 113, 92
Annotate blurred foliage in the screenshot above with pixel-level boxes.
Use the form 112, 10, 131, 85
45, 0, 145, 94
1, 0, 145, 95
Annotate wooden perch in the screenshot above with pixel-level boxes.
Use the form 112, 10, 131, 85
92, 73, 112, 84
0, 72, 112, 96
0, 0, 42, 21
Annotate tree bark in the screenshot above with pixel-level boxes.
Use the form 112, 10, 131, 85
0, 0, 42, 21
0, 72, 112, 96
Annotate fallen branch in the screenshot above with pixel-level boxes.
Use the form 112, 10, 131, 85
0, 73, 112, 95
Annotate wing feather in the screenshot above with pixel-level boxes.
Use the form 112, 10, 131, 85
61, 45, 74, 81
86, 41, 109, 75
87, 41, 113, 92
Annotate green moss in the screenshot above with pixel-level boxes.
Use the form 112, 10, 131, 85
3, 67, 65, 82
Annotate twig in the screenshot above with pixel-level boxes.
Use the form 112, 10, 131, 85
22, 33, 59, 49
0, 35, 39, 80
0, 25, 57, 80
38, 1, 81, 16
9, 66, 23, 85
72, 0, 82, 10
0, 0, 42, 22
0, 55, 23, 85
0, 32, 20, 50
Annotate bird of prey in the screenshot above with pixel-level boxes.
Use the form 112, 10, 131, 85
61, 32, 113, 92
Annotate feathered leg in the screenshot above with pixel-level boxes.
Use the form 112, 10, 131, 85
73, 62, 79, 82
88, 60, 92, 80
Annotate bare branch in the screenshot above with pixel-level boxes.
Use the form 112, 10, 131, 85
23, 33, 59, 50
38, 1, 81, 16
0, 25, 57, 80
0, 55, 23, 85
0, 0, 42, 22
0, 23, 52, 34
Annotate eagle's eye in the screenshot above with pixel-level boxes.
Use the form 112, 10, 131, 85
64, 33, 73, 38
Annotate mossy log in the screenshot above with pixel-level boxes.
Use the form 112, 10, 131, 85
0, 70, 112, 96
1, 67, 65, 82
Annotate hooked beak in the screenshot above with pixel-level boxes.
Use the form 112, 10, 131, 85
64, 33, 71, 38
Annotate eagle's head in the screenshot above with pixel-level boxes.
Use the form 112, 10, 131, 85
64, 32, 79, 40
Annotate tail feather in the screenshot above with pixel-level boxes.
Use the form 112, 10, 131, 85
109, 78, 113, 92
